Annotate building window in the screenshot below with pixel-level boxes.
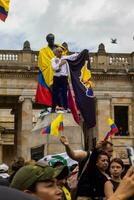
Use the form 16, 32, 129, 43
114, 106, 129, 136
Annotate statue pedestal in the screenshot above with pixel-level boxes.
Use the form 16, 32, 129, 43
31, 113, 84, 156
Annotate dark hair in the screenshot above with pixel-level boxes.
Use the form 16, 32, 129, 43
56, 166, 69, 180
69, 164, 78, 172
11, 157, 25, 171
110, 158, 124, 169
27, 182, 37, 192
102, 141, 113, 149
96, 150, 109, 162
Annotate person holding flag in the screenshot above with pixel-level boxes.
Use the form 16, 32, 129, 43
60, 135, 113, 199
36, 33, 66, 107
51, 47, 78, 113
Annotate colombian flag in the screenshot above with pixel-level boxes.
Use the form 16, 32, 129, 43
35, 70, 52, 106
0, 0, 10, 22
104, 118, 118, 141
42, 114, 63, 137
67, 85, 80, 125
36, 45, 66, 106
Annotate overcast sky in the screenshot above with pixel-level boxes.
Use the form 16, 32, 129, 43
0, 0, 134, 53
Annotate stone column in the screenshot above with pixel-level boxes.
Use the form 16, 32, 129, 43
17, 96, 33, 161
132, 97, 134, 138
96, 95, 111, 141
0, 144, 3, 163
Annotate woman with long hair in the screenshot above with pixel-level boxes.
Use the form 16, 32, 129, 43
104, 158, 124, 199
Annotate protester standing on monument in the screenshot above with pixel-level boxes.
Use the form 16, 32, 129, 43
36, 33, 67, 111
51, 47, 78, 113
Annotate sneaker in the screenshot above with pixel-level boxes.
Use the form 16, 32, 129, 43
64, 109, 71, 113
39, 110, 49, 118
56, 110, 64, 114
47, 107, 52, 112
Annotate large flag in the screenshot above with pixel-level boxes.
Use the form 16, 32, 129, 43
67, 49, 96, 128
67, 85, 80, 125
0, 0, 10, 22
36, 44, 66, 106
42, 114, 63, 137
35, 70, 52, 106
104, 118, 118, 141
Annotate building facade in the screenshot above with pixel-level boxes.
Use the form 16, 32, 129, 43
0, 42, 134, 164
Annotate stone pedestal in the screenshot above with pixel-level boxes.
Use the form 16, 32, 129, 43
31, 113, 84, 156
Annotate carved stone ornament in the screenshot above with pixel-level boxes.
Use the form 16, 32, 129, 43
18, 96, 35, 103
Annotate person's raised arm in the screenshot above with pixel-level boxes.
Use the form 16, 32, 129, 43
60, 136, 87, 161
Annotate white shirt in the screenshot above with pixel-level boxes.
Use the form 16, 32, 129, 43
52, 53, 78, 77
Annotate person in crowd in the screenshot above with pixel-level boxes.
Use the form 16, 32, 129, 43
9, 157, 25, 183
108, 165, 134, 200
0, 176, 10, 186
60, 136, 113, 199
104, 158, 124, 199
10, 162, 64, 200
0, 163, 10, 186
67, 164, 78, 200
0, 186, 39, 200
0, 163, 9, 179
77, 150, 110, 199
49, 156, 71, 200
51, 47, 78, 113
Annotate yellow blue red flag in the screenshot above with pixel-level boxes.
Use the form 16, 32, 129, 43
104, 118, 118, 141
0, 0, 10, 22
36, 45, 66, 106
42, 114, 63, 137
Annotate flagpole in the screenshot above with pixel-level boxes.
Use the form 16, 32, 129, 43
82, 122, 96, 151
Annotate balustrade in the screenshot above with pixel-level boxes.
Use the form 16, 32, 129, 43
0, 48, 133, 70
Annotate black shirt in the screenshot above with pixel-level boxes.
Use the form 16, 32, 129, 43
76, 150, 109, 198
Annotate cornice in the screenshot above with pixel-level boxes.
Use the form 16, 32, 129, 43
0, 71, 38, 79
0, 68, 133, 80
92, 74, 133, 81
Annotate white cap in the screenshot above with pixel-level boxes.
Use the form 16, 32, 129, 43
0, 163, 9, 172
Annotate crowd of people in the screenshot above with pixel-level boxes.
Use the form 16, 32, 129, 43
1, 136, 134, 200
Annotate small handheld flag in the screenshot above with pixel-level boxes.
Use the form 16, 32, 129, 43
0, 0, 10, 22
104, 118, 118, 141
42, 114, 63, 137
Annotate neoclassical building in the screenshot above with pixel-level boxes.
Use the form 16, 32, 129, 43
0, 42, 134, 164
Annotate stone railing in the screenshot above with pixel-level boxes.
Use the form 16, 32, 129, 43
0, 50, 39, 69
89, 52, 133, 70
0, 45, 134, 71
